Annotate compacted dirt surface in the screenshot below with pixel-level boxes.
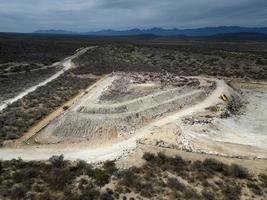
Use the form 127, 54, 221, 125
1, 72, 266, 163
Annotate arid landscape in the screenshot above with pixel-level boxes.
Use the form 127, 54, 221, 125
0, 33, 267, 200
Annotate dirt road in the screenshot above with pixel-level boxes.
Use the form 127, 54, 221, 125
0, 47, 94, 111
0, 78, 229, 162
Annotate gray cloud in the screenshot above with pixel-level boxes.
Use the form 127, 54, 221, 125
0, 0, 266, 32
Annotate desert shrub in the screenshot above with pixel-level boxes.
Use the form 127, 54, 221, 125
228, 164, 249, 179
167, 155, 187, 174
256, 59, 266, 65
46, 167, 74, 190
0, 161, 2, 174
156, 152, 168, 164
142, 152, 156, 162
6, 133, 20, 140
72, 160, 90, 175
48, 155, 66, 168
78, 177, 94, 191
0, 151, 259, 200
247, 181, 263, 195
119, 169, 143, 193
32, 182, 48, 193
222, 182, 241, 200
172, 155, 186, 166
11, 158, 29, 169
100, 188, 114, 200
140, 183, 155, 198
259, 173, 267, 187
103, 160, 117, 175
191, 160, 203, 171
93, 169, 110, 186
183, 187, 200, 199
114, 185, 124, 194
63, 105, 70, 110
85, 164, 94, 177
201, 189, 216, 200
203, 159, 225, 172
143, 152, 186, 173
167, 178, 186, 192
12, 167, 39, 183
10, 183, 27, 199
32, 190, 61, 200
78, 189, 100, 200
191, 160, 213, 180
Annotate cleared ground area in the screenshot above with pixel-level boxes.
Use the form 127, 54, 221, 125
28, 72, 208, 144
139, 82, 267, 159
1, 72, 266, 162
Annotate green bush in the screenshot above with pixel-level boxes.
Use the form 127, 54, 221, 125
203, 159, 225, 172
10, 183, 27, 199
222, 182, 241, 200
78, 189, 100, 200
228, 164, 249, 179
93, 169, 110, 186
259, 173, 267, 187
247, 181, 262, 195
156, 152, 168, 164
142, 152, 156, 162
103, 160, 117, 175
167, 178, 186, 192
140, 184, 154, 198
48, 155, 66, 168
183, 187, 200, 199
100, 188, 114, 200
191, 160, 203, 171
201, 189, 216, 200
0, 152, 258, 200
72, 160, 90, 175
47, 168, 73, 190
256, 59, 266, 65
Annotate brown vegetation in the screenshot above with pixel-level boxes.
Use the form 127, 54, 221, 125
0, 153, 266, 200
74, 44, 267, 80
0, 73, 96, 144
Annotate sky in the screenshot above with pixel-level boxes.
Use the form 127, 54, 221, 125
0, 0, 267, 33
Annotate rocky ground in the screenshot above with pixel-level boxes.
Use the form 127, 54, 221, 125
26, 72, 209, 145
1, 72, 266, 165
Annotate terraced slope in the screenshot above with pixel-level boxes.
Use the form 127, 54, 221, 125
29, 73, 210, 144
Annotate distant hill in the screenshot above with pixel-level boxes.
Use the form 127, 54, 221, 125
208, 32, 267, 41
34, 30, 77, 35
33, 26, 267, 37
178, 26, 267, 37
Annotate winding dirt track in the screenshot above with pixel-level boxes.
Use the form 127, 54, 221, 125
0, 79, 228, 162
0, 47, 94, 111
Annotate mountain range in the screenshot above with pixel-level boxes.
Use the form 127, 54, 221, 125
34, 26, 267, 37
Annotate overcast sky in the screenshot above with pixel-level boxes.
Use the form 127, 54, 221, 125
0, 0, 267, 32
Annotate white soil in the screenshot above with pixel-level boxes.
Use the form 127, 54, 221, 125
184, 88, 267, 157
0, 72, 266, 163
0, 77, 231, 162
